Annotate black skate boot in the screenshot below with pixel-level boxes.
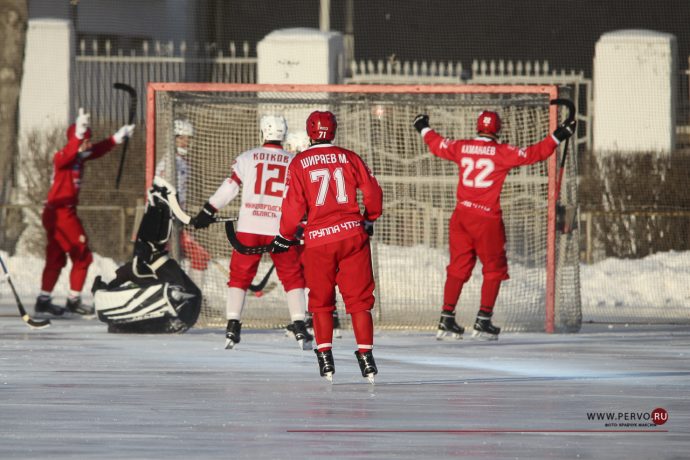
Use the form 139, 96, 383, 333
332, 311, 342, 339
436, 312, 464, 340
354, 350, 378, 384
315, 349, 335, 382
66, 297, 95, 316
472, 314, 501, 341
35, 295, 66, 316
286, 320, 314, 350
304, 312, 313, 332
225, 320, 242, 349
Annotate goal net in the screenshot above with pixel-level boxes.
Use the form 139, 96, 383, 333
147, 83, 581, 333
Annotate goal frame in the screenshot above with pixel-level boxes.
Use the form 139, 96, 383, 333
146, 82, 561, 333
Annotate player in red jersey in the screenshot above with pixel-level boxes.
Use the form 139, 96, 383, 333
35, 108, 135, 316
271, 110, 383, 383
413, 110, 575, 340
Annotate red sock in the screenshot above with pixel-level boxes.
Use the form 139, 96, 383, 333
480, 279, 502, 315
312, 311, 334, 351
443, 274, 464, 312
350, 310, 373, 353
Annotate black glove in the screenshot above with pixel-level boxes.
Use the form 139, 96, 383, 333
363, 220, 374, 236
553, 119, 576, 142
413, 114, 430, 133
191, 202, 216, 229
271, 235, 294, 254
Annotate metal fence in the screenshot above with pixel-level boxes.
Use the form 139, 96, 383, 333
75, 39, 258, 124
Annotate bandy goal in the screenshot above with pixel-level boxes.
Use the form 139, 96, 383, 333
146, 83, 581, 333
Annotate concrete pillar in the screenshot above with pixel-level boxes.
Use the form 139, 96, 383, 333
257, 28, 345, 143
19, 18, 75, 135
593, 29, 677, 154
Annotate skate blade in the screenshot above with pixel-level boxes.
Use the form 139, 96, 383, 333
225, 338, 237, 349
297, 339, 313, 351
436, 330, 463, 340
333, 328, 342, 339
365, 374, 376, 384
471, 330, 498, 341
322, 372, 333, 383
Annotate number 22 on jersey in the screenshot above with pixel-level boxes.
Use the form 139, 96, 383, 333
254, 163, 286, 197
460, 157, 494, 188
310, 167, 349, 206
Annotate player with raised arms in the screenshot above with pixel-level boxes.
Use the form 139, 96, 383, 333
413, 109, 576, 340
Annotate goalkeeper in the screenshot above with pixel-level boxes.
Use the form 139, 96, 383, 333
413, 110, 575, 340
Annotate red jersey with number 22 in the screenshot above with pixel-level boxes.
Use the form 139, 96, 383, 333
423, 130, 558, 218
280, 143, 383, 247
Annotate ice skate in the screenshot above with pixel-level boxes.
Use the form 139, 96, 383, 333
355, 350, 378, 384
436, 313, 464, 340
286, 320, 313, 350
315, 349, 335, 382
225, 320, 242, 349
471, 316, 500, 341
66, 297, 95, 316
35, 296, 66, 317
332, 311, 342, 339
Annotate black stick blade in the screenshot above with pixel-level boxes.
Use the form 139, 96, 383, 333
23, 315, 51, 329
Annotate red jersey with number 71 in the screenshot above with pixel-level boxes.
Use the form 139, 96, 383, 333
423, 129, 559, 218
279, 143, 383, 247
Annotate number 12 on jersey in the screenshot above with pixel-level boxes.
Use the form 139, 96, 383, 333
310, 167, 349, 206
254, 163, 287, 197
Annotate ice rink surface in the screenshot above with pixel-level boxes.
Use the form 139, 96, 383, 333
1, 305, 689, 460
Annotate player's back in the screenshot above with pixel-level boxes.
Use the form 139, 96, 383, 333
290, 143, 377, 246
450, 138, 514, 217
234, 144, 293, 235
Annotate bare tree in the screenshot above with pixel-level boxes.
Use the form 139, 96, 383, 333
0, 0, 27, 193
0, 0, 28, 238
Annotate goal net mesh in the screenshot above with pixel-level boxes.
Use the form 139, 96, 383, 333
152, 86, 581, 332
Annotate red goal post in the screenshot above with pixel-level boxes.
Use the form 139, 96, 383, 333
146, 83, 579, 333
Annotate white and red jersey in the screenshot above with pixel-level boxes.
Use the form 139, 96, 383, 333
422, 129, 559, 218
279, 143, 383, 247
46, 136, 116, 208
209, 144, 293, 236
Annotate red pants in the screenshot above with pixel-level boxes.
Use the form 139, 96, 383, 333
180, 230, 210, 270
228, 232, 304, 291
302, 232, 375, 314
40, 206, 93, 292
447, 209, 509, 282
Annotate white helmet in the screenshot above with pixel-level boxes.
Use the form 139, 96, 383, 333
284, 131, 311, 153
174, 119, 194, 137
260, 115, 287, 143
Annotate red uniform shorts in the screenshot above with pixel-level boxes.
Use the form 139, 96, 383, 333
41, 205, 93, 291
228, 232, 304, 291
447, 209, 509, 283
302, 232, 375, 314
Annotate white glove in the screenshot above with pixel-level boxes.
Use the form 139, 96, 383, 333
75, 108, 90, 139
113, 124, 135, 144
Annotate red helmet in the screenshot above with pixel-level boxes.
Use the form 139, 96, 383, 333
476, 111, 501, 136
66, 123, 92, 140
306, 111, 337, 141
